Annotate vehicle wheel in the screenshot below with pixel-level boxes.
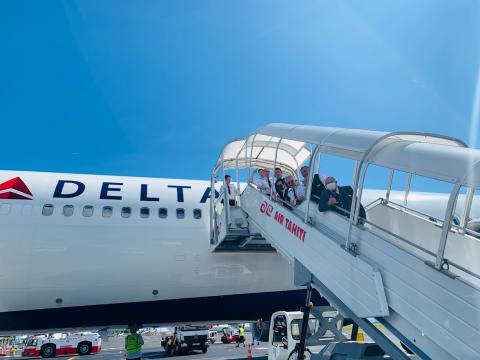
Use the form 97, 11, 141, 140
202, 348, 207, 353
77, 342, 92, 355
40, 344, 56, 358
288, 347, 312, 360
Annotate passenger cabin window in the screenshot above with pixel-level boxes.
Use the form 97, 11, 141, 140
121, 207, 132, 218
102, 206, 113, 218
83, 206, 94, 217
193, 209, 202, 219
176, 208, 185, 219
63, 205, 74, 217
158, 208, 168, 218
42, 204, 54, 216
140, 207, 150, 218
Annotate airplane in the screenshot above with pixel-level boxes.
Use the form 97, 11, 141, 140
0, 170, 478, 334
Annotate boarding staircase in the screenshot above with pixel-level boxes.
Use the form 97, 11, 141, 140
210, 124, 480, 360
211, 188, 480, 359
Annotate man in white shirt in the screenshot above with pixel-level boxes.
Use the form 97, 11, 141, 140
251, 168, 272, 195
221, 175, 238, 206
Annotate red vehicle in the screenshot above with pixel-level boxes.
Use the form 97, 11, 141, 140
22, 333, 101, 358
220, 328, 239, 344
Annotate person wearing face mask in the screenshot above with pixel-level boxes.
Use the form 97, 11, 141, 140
318, 177, 366, 223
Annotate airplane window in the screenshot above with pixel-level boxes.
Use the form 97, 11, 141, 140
158, 208, 168, 218
83, 205, 94, 217
42, 204, 54, 216
121, 207, 132, 218
102, 206, 113, 218
193, 209, 202, 219
140, 207, 150, 218
22, 205, 33, 216
63, 205, 74, 217
176, 208, 185, 219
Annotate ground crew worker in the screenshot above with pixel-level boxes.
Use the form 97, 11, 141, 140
236, 325, 245, 347
125, 327, 144, 360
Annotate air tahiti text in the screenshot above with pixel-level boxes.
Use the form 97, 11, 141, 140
260, 201, 306, 242
52, 180, 219, 203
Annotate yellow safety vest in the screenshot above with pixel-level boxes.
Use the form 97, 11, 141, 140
239, 327, 245, 336
126, 334, 142, 355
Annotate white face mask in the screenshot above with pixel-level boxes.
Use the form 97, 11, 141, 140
326, 182, 337, 192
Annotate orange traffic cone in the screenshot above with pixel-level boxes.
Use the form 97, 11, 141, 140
246, 345, 253, 359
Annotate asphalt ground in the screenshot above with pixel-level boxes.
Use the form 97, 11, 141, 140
6, 334, 268, 360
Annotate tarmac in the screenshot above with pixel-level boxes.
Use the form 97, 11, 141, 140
5, 333, 268, 360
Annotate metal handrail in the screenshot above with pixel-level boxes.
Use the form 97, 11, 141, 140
378, 198, 445, 225
246, 185, 480, 283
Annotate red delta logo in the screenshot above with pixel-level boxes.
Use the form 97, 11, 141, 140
0, 177, 33, 200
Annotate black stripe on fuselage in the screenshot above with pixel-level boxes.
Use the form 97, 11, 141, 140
0, 289, 327, 331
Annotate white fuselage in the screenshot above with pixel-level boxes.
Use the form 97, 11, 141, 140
0, 170, 297, 314
0, 170, 477, 332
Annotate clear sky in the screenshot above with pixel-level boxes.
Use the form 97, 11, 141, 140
1, 1, 479, 184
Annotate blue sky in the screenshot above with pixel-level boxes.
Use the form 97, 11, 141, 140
1, 1, 479, 185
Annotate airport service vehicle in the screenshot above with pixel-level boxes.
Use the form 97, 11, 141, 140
208, 330, 217, 344
220, 327, 239, 344
268, 308, 345, 360
267, 308, 393, 360
172, 325, 209, 355
22, 333, 101, 358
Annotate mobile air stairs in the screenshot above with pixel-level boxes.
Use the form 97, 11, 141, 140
210, 124, 480, 360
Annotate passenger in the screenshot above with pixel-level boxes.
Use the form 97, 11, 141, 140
284, 176, 299, 209
125, 327, 144, 360
318, 177, 366, 223
300, 166, 325, 203
275, 178, 288, 202
294, 178, 306, 203
221, 175, 238, 206
274, 167, 283, 182
250, 168, 272, 195
273, 168, 285, 197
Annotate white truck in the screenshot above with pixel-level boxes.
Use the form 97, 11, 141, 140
267, 308, 393, 360
164, 325, 209, 355
22, 332, 101, 358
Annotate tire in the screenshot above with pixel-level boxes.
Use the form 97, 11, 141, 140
77, 342, 92, 356
40, 344, 56, 358
288, 347, 312, 360
202, 348, 207, 353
